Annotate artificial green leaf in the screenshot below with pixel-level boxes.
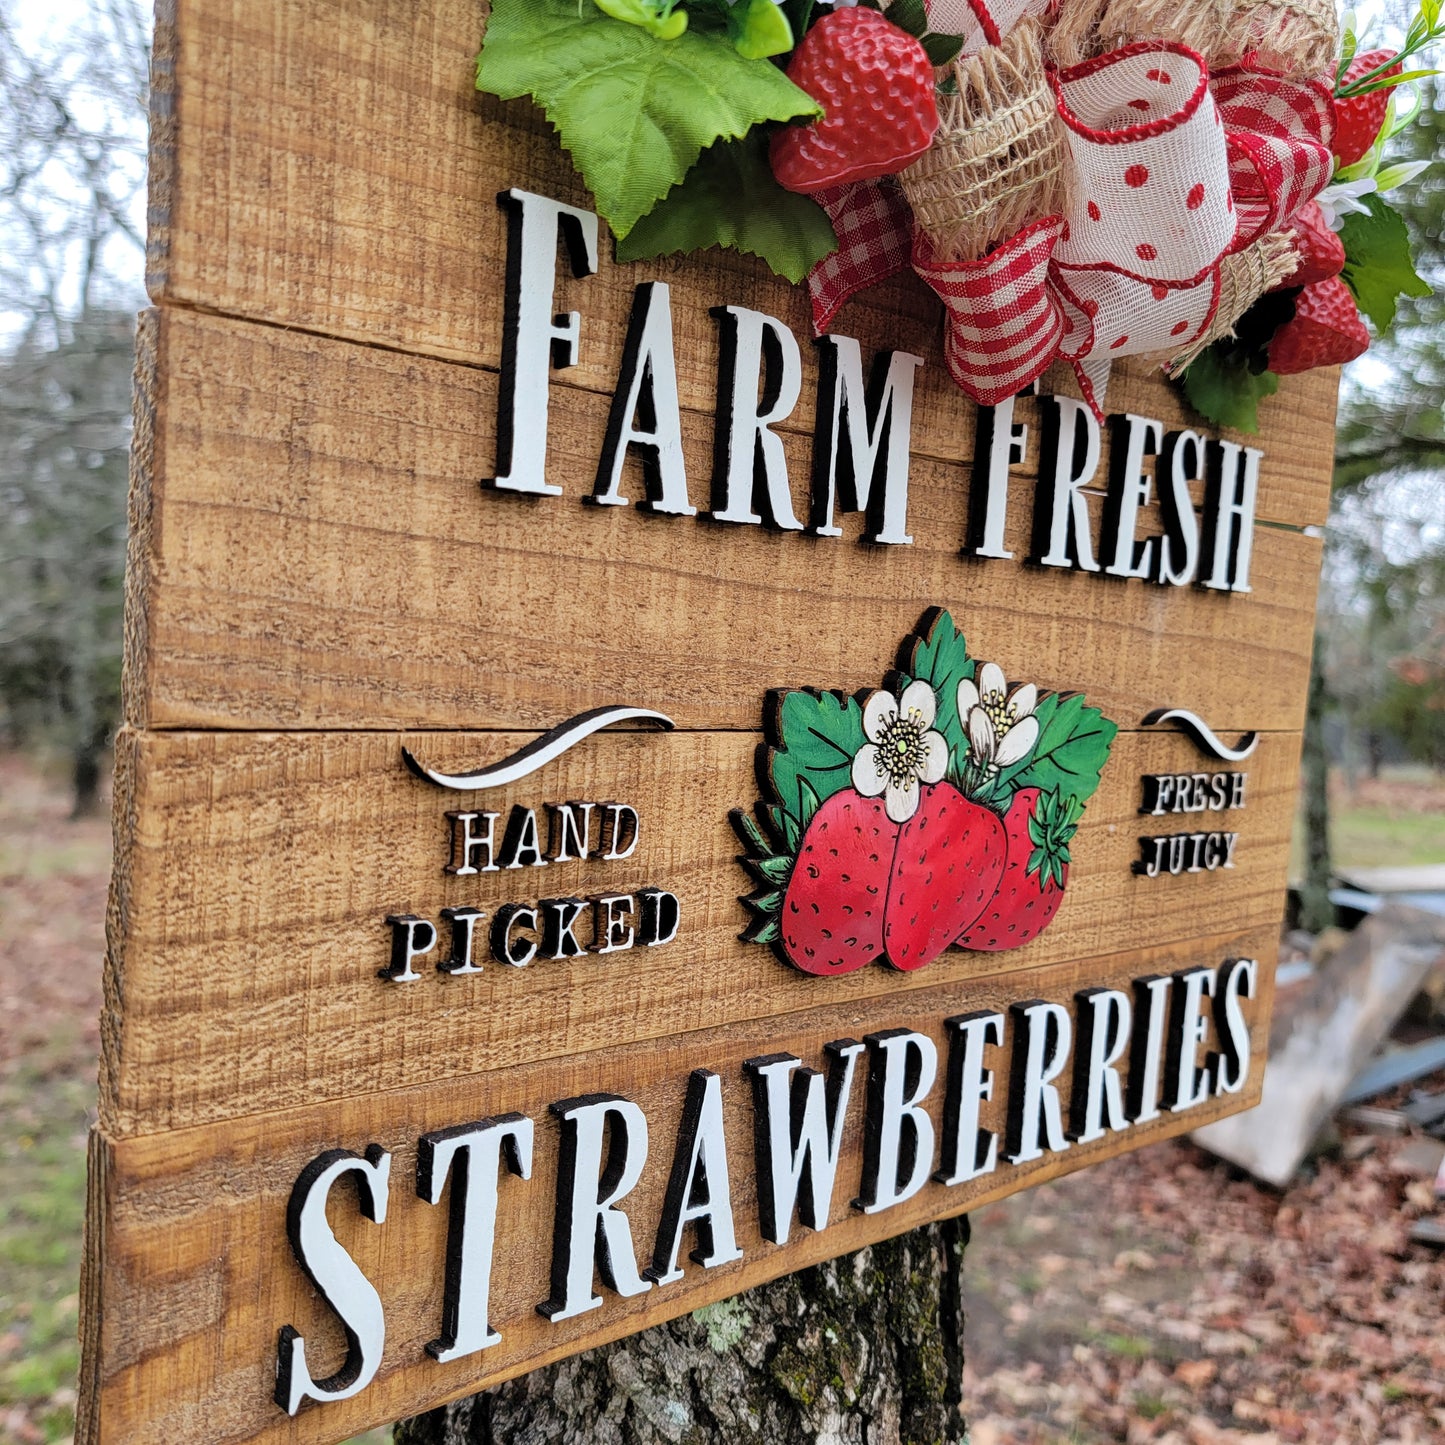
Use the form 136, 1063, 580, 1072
594, 0, 689, 40
1374, 159, 1432, 192
900, 610, 975, 767
798, 775, 822, 831
747, 889, 783, 913
616, 133, 837, 283
727, 0, 795, 57
1003, 693, 1118, 807
781, 0, 816, 40
922, 32, 965, 65
1179, 345, 1280, 434
768, 689, 867, 828
1339, 193, 1432, 331
885, 0, 929, 35
477, 0, 821, 238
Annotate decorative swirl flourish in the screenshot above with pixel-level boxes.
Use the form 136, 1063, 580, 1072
1141, 708, 1259, 763
403, 707, 675, 791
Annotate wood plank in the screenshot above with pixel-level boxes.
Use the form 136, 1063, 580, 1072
84, 931, 1277, 1445
148, 0, 1338, 523
102, 723, 1299, 1135
126, 309, 1325, 735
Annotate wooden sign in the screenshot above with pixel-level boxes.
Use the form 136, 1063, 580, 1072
80, 2, 1338, 1442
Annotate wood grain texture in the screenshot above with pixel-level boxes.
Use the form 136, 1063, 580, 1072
84, 931, 1276, 1445
146, 0, 1338, 524
101, 723, 1298, 1136
126, 309, 1326, 736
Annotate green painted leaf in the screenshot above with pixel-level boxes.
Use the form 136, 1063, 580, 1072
748, 915, 781, 945
900, 610, 975, 768
768, 690, 867, 830
616, 133, 837, 283
753, 854, 793, 884
731, 808, 769, 855
477, 0, 821, 238
1004, 693, 1118, 807
1178, 345, 1279, 434
1339, 194, 1431, 331
798, 775, 822, 832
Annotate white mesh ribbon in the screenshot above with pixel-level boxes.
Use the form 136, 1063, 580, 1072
925, 0, 1050, 54
1053, 44, 1236, 282
1049, 42, 1234, 399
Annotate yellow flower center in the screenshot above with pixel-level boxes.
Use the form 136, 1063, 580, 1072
878, 710, 928, 787
984, 691, 1017, 736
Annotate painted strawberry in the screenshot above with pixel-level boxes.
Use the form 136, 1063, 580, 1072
735, 613, 1119, 979
1267, 276, 1370, 375
778, 789, 890, 975
884, 782, 1005, 970
959, 788, 1079, 952
1333, 49, 1402, 167
769, 8, 939, 195
1274, 201, 1346, 291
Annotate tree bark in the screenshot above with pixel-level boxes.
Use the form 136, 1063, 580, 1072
1299, 642, 1333, 935
395, 1217, 968, 1445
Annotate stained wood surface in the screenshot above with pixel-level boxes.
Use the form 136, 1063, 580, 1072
126, 309, 1327, 736
147, 0, 1338, 527
85, 930, 1275, 1445
79, 3, 1340, 1440
101, 723, 1296, 1136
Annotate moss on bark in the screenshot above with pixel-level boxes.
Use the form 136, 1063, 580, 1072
396, 1217, 968, 1445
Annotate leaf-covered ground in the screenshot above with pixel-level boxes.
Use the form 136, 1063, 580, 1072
964, 1094, 1445, 1444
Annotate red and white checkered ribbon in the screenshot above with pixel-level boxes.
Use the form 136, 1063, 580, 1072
1214, 62, 1335, 246
913, 216, 1069, 405
806, 179, 915, 336
806, 35, 1335, 416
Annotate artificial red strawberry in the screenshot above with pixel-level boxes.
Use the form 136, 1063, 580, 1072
1274, 201, 1346, 290
779, 788, 891, 975
770, 8, 939, 195
1333, 49, 1402, 167
1267, 276, 1370, 375
959, 787, 1077, 952
883, 782, 1005, 971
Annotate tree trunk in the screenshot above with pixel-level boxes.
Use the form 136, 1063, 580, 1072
1299, 643, 1333, 935
71, 735, 104, 818
395, 1217, 969, 1445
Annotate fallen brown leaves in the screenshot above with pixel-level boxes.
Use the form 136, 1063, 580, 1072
964, 1120, 1445, 1444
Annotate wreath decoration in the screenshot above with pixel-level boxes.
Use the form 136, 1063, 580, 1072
478, 0, 1439, 430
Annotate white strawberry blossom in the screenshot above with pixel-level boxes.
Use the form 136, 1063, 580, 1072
1314, 176, 1379, 231
957, 663, 1039, 772
851, 679, 949, 824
